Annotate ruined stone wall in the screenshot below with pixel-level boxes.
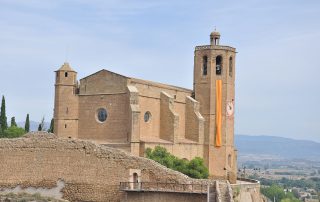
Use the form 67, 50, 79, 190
0, 132, 212, 202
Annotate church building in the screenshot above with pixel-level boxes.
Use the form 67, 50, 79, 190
53, 31, 238, 183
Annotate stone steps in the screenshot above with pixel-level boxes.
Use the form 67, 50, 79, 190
208, 181, 234, 202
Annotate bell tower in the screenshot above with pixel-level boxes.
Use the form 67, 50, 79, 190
54, 62, 79, 138
194, 31, 237, 183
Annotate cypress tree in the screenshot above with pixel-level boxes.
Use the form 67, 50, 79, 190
24, 114, 30, 132
38, 124, 42, 131
0, 96, 8, 132
10, 117, 17, 127
38, 116, 45, 131
48, 118, 54, 133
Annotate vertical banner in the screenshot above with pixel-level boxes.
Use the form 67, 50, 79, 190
215, 80, 222, 147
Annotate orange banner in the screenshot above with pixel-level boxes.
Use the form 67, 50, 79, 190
215, 80, 222, 147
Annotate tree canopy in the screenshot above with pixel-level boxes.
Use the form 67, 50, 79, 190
2, 126, 26, 138
261, 184, 300, 202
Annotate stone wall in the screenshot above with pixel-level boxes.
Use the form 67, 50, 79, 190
0, 132, 213, 202
185, 96, 204, 143
122, 192, 207, 202
231, 180, 263, 202
78, 93, 129, 144
160, 91, 179, 143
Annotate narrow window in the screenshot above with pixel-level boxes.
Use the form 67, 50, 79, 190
65, 72, 68, 77
228, 154, 232, 167
216, 56, 222, 75
229, 57, 233, 77
65, 124, 67, 128
202, 56, 208, 76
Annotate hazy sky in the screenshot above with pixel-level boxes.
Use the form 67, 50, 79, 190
0, 0, 319, 142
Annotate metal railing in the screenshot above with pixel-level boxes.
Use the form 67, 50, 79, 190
119, 182, 207, 194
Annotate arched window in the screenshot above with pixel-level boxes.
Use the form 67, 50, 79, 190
65, 72, 68, 77
202, 56, 208, 76
216, 56, 222, 75
229, 57, 233, 77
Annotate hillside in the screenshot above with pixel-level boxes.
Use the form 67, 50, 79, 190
235, 134, 320, 161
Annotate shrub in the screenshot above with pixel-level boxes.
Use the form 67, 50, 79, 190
2, 126, 26, 138
145, 146, 208, 179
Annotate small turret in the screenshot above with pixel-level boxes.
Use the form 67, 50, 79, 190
55, 62, 77, 86
210, 31, 220, 45
54, 62, 79, 138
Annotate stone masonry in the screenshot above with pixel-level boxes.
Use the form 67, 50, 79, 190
54, 31, 238, 183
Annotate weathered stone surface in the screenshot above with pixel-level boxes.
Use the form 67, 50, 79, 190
0, 132, 214, 202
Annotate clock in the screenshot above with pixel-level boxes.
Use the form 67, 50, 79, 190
226, 101, 234, 116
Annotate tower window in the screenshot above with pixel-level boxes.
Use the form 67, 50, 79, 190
229, 57, 233, 77
202, 56, 208, 76
65, 124, 67, 128
65, 72, 68, 77
216, 56, 222, 75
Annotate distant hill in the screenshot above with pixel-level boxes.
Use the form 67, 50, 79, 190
235, 134, 320, 161
17, 121, 50, 132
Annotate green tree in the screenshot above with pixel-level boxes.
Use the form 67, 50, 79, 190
10, 117, 17, 127
3, 126, 26, 138
261, 184, 300, 202
38, 116, 45, 131
145, 146, 208, 179
186, 157, 209, 179
48, 118, 54, 133
38, 124, 42, 131
24, 114, 30, 132
0, 95, 8, 133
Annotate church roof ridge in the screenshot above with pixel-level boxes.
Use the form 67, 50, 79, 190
80, 69, 129, 80
130, 77, 192, 93
80, 68, 192, 93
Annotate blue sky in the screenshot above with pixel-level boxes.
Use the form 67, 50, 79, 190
0, 0, 319, 142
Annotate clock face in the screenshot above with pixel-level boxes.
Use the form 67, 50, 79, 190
226, 101, 234, 116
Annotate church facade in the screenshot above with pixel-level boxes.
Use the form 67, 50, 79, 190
54, 31, 238, 183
